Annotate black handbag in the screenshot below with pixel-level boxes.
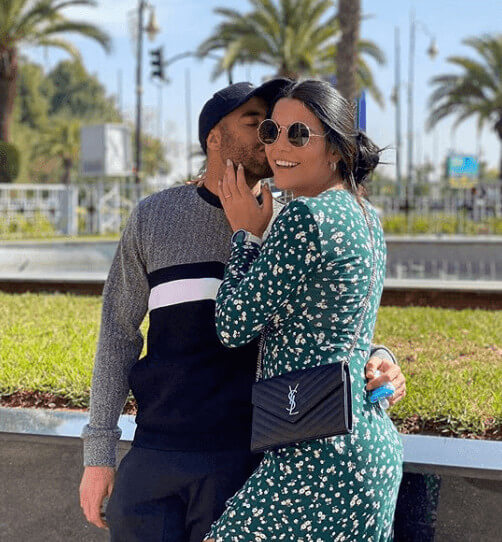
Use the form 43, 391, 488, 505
250, 201, 376, 453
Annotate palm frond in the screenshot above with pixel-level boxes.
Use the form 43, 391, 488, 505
356, 57, 384, 107
2, 0, 110, 54
35, 36, 81, 59
196, 0, 382, 99
51, 1, 98, 10
428, 33, 502, 140
36, 20, 111, 52
358, 39, 386, 65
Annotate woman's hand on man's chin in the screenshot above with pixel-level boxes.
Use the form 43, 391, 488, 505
218, 159, 274, 237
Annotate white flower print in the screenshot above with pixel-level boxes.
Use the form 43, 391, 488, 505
208, 192, 403, 542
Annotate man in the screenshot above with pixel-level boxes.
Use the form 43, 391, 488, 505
80, 79, 405, 542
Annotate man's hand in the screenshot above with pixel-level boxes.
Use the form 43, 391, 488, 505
79, 466, 115, 529
365, 356, 406, 406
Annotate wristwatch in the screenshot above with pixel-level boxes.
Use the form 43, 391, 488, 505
231, 229, 262, 247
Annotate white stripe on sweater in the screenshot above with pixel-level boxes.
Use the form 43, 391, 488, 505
148, 277, 222, 311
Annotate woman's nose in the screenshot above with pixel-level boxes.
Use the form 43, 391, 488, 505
274, 127, 292, 151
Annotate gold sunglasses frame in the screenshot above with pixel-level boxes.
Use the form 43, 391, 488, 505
257, 119, 326, 147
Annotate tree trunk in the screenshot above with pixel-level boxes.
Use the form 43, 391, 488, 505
499, 139, 502, 185
62, 158, 73, 185
495, 114, 502, 181
277, 67, 299, 80
498, 138, 502, 203
336, 0, 360, 104
0, 46, 19, 143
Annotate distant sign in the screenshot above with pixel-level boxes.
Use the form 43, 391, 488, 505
80, 124, 132, 178
447, 154, 479, 189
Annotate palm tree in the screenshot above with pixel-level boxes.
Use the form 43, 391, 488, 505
336, 0, 359, 103
36, 117, 81, 184
428, 34, 502, 180
196, 0, 386, 105
0, 0, 111, 143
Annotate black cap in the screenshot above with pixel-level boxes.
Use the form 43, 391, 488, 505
198, 78, 292, 154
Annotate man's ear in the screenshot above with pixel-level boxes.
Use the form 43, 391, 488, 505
207, 127, 221, 151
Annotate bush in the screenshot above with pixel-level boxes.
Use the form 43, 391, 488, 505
382, 213, 502, 235
429, 214, 458, 234
487, 217, 502, 235
411, 216, 430, 234
381, 214, 407, 234
0, 141, 20, 183
0, 212, 56, 239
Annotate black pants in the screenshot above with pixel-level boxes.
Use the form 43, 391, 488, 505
106, 445, 261, 542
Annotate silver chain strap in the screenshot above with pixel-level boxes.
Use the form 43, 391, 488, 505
340, 201, 377, 366
255, 201, 377, 382
256, 331, 266, 381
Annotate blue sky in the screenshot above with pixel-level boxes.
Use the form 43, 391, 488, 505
25, 0, 502, 180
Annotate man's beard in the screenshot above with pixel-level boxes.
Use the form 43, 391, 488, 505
220, 134, 273, 186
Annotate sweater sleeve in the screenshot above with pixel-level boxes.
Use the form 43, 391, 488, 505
216, 199, 322, 348
370, 345, 398, 365
81, 204, 149, 467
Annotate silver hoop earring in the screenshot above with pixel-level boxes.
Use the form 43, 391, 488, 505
329, 161, 337, 172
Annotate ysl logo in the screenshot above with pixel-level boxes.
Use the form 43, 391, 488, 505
287, 384, 299, 416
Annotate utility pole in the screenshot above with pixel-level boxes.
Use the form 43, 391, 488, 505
406, 10, 416, 211
117, 69, 123, 115
158, 82, 163, 141
394, 27, 402, 199
185, 68, 192, 180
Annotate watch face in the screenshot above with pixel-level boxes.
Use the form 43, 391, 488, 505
233, 230, 246, 243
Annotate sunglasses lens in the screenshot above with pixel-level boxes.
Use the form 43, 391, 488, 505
258, 120, 279, 144
288, 122, 310, 147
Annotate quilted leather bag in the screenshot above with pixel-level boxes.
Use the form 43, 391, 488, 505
250, 201, 376, 453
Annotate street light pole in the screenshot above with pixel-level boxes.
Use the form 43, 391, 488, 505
405, 10, 438, 212
133, 1, 160, 196
134, 0, 145, 189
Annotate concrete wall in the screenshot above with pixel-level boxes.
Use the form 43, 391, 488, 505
385, 236, 502, 280
2, 237, 502, 280
0, 433, 119, 541
0, 241, 116, 275
1, 431, 501, 542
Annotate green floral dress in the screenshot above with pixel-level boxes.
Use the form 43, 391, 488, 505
207, 189, 403, 542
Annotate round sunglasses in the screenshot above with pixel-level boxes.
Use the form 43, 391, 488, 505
257, 119, 326, 147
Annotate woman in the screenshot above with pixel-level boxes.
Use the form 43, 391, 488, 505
204, 80, 403, 542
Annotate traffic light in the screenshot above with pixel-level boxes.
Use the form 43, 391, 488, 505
150, 47, 165, 81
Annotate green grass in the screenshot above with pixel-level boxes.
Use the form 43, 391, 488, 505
0, 294, 107, 404
374, 307, 502, 437
0, 294, 501, 438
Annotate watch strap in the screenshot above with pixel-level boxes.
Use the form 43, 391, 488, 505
232, 229, 262, 247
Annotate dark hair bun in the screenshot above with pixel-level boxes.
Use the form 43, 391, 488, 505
354, 131, 380, 184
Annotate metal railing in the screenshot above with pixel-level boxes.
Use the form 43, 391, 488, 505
371, 193, 502, 235
0, 182, 144, 238
1, 183, 502, 239
0, 184, 77, 237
